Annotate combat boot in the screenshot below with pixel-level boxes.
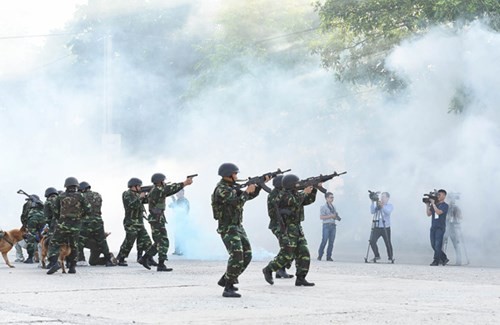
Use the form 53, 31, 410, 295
148, 256, 159, 267
24, 254, 34, 264
105, 254, 116, 267
222, 281, 241, 298
262, 266, 274, 285
157, 260, 173, 272
217, 274, 238, 291
138, 253, 151, 270
276, 267, 294, 279
137, 250, 143, 263
68, 261, 77, 274
117, 255, 128, 267
46, 256, 61, 275
295, 276, 315, 287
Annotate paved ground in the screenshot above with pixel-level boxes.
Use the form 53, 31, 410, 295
0, 255, 499, 324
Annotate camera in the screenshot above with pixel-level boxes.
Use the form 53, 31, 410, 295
368, 190, 380, 202
422, 190, 437, 204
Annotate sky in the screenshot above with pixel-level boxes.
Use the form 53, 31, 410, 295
1, 1, 499, 266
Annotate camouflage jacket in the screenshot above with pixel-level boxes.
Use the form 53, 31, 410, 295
147, 183, 184, 223
20, 201, 31, 227
267, 187, 283, 231
53, 189, 91, 226
278, 188, 317, 225
122, 189, 146, 227
211, 179, 261, 231
82, 190, 103, 219
44, 196, 57, 225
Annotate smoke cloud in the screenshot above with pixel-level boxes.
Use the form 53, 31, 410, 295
1, 2, 499, 266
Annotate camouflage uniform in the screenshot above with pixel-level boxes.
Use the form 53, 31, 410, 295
44, 196, 58, 235
15, 200, 32, 262
144, 183, 184, 262
79, 190, 112, 262
26, 203, 46, 259
117, 189, 153, 258
211, 179, 261, 284
267, 187, 293, 273
265, 188, 317, 277
47, 189, 91, 263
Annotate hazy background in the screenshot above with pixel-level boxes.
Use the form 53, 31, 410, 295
1, 1, 499, 266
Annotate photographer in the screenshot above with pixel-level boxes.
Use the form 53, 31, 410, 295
317, 192, 340, 261
369, 192, 394, 262
425, 189, 449, 266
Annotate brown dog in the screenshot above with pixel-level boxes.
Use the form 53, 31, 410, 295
59, 244, 71, 274
0, 227, 27, 268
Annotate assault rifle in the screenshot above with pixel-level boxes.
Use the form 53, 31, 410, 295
295, 171, 347, 191
17, 189, 43, 204
235, 168, 291, 194
140, 174, 198, 194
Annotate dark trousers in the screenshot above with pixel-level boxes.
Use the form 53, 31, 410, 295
369, 227, 393, 259
318, 223, 336, 259
430, 227, 447, 262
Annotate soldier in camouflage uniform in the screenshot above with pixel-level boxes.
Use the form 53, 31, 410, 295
267, 175, 294, 279
24, 195, 46, 264
211, 163, 263, 298
15, 198, 33, 262
47, 177, 91, 275
78, 182, 115, 267
263, 174, 317, 287
116, 178, 155, 267
138, 173, 193, 272
44, 187, 59, 235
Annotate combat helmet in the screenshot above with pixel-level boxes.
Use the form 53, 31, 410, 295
151, 173, 166, 184
282, 174, 299, 190
79, 181, 91, 192
127, 177, 142, 188
44, 187, 58, 198
64, 177, 79, 188
272, 175, 284, 189
218, 163, 239, 177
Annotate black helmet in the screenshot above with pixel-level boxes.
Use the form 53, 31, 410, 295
272, 175, 284, 189
79, 181, 91, 191
64, 177, 79, 188
44, 187, 58, 198
282, 174, 299, 190
128, 177, 142, 188
218, 163, 239, 177
151, 173, 166, 184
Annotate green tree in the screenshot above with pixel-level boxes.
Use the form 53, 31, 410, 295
313, 0, 500, 98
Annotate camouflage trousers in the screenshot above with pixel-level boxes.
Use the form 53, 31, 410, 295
266, 223, 310, 277
79, 216, 110, 259
47, 220, 81, 262
145, 221, 165, 261
86, 238, 110, 265
26, 217, 46, 256
118, 223, 153, 258
271, 228, 293, 269
219, 225, 252, 283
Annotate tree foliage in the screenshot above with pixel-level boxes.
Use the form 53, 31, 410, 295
313, 0, 500, 92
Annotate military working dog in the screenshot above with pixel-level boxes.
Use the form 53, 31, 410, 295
0, 227, 28, 268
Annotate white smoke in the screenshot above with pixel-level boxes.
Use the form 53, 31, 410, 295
1, 2, 499, 267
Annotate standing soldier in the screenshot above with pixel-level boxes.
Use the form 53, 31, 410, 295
116, 178, 155, 267
267, 175, 293, 279
78, 182, 115, 267
44, 187, 59, 235
262, 174, 318, 287
47, 177, 91, 275
138, 173, 193, 271
14, 196, 33, 262
24, 195, 46, 264
211, 163, 264, 298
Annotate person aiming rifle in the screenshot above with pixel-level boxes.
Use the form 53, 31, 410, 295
364, 191, 394, 263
